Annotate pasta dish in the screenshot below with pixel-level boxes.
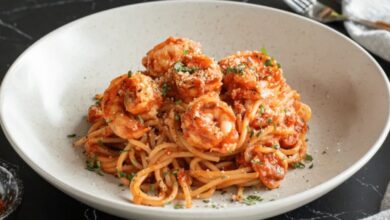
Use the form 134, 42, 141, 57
74, 37, 312, 208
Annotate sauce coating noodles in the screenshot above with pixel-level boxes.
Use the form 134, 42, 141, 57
74, 37, 311, 208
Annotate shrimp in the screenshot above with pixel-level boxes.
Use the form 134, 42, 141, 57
101, 72, 162, 139
142, 36, 202, 77
219, 51, 283, 101
170, 54, 223, 103
181, 93, 239, 153
251, 146, 288, 189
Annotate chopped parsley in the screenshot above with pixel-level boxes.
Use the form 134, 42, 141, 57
127, 173, 136, 181
272, 144, 280, 150
292, 162, 305, 169
309, 164, 314, 169
117, 170, 126, 178
304, 154, 313, 162
86, 156, 104, 176
173, 202, 184, 209
260, 47, 268, 55
202, 199, 210, 203
259, 104, 266, 114
183, 49, 189, 55
67, 134, 76, 138
267, 118, 273, 124
277, 63, 281, 68
175, 99, 182, 105
163, 171, 169, 177
127, 70, 133, 78
97, 139, 104, 146
226, 63, 245, 75
243, 195, 263, 205
171, 169, 178, 177
256, 130, 262, 137
264, 59, 273, 67
175, 113, 180, 121
173, 61, 199, 73
161, 83, 170, 97
248, 126, 254, 137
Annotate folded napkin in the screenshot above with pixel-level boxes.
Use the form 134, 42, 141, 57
363, 182, 390, 220
343, 0, 390, 62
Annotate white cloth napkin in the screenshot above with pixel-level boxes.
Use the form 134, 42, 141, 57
362, 183, 390, 220
342, 0, 390, 62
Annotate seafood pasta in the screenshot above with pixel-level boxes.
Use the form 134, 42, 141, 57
74, 37, 312, 208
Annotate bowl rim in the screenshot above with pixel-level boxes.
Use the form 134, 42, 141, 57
1, 0, 389, 218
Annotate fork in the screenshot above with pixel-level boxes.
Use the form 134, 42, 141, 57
284, 0, 390, 31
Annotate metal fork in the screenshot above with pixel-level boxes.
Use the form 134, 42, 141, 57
284, 0, 390, 31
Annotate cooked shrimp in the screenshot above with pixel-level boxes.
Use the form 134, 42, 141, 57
219, 51, 283, 101
101, 72, 162, 139
142, 36, 202, 77
170, 54, 223, 103
181, 93, 239, 153
251, 146, 288, 189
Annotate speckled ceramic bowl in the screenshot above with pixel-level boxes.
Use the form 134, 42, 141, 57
0, 1, 389, 219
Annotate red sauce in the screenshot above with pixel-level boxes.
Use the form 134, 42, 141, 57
252, 150, 287, 189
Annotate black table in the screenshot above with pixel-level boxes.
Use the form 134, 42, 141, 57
1, 0, 389, 219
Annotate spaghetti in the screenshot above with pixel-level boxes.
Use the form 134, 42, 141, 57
74, 37, 312, 208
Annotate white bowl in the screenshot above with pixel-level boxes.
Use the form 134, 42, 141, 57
1, 1, 389, 219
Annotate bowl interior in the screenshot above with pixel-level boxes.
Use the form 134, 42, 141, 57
1, 1, 389, 219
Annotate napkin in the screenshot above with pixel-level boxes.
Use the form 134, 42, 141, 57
342, 0, 390, 62
363, 182, 390, 220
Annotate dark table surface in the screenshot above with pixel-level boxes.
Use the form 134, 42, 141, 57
1, 0, 389, 219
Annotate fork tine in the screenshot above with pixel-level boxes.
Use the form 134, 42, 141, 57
284, 0, 314, 14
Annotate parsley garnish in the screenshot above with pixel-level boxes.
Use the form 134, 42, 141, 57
174, 202, 184, 209
86, 156, 104, 176
247, 126, 254, 137
175, 113, 180, 121
309, 164, 314, 169
243, 195, 263, 205
304, 154, 313, 162
264, 59, 273, 67
183, 50, 189, 55
117, 171, 126, 178
259, 104, 265, 114
292, 162, 305, 169
161, 83, 170, 97
127, 173, 136, 181
260, 47, 268, 55
272, 144, 280, 150
175, 99, 182, 105
277, 63, 281, 68
202, 199, 210, 203
173, 61, 199, 74
67, 134, 76, 138
267, 118, 273, 124
226, 63, 245, 75
127, 70, 133, 78
171, 169, 178, 177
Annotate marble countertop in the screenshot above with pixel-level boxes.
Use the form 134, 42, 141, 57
1, 0, 389, 219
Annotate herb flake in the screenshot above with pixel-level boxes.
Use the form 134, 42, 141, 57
292, 162, 305, 169
304, 154, 313, 162
243, 195, 263, 205
226, 63, 246, 75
